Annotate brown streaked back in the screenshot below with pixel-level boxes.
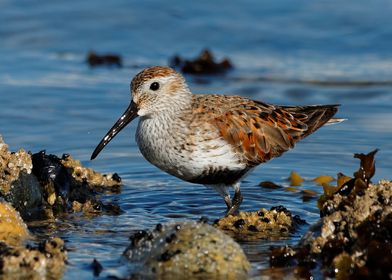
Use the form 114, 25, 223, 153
198, 95, 339, 166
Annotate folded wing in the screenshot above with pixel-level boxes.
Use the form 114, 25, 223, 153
212, 99, 339, 166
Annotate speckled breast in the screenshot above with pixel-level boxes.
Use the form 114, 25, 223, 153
135, 115, 247, 185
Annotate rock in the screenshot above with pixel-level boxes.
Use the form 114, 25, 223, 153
0, 136, 121, 219
0, 202, 30, 246
0, 237, 67, 279
0, 136, 33, 195
86, 51, 122, 68
31, 150, 71, 205
269, 246, 296, 267
30, 150, 122, 216
0, 136, 43, 218
170, 49, 233, 75
61, 153, 121, 191
124, 221, 250, 279
215, 206, 305, 240
316, 180, 391, 278
271, 180, 392, 279
3, 172, 43, 220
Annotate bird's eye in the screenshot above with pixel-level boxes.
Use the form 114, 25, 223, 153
150, 82, 160, 91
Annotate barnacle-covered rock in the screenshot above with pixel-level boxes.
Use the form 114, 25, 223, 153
61, 154, 121, 190
124, 221, 250, 279
269, 150, 391, 278
0, 136, 43, 218
215, 206, 305, 240
0, 237, 67, 279
31, 150, 122, 216
0, 136, 121, 219
0, 136, 33, 195
271, 180, 392, 279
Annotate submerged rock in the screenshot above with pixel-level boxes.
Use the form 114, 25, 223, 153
123, 221, 250, 279
170, 49, 233, 75
0, 237, 67, 279
215, 206, 305, 240
86, 51, 122, 68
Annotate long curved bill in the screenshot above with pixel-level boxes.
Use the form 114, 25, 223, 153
91, 101, 138, 160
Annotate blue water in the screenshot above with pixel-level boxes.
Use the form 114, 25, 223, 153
1, 0, 392, 278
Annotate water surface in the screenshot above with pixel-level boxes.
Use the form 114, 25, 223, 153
1, 1, 391, 278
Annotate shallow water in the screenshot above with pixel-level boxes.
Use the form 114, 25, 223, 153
1, 0, 392, 278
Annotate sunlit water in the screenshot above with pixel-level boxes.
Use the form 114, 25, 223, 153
1, 0, 392, 278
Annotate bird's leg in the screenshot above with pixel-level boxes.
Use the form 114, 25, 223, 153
225, 183, 243, 216
224, 195, 232, 209
209, 184, 233, 213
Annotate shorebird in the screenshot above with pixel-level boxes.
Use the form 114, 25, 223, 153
91, 66, 342, 215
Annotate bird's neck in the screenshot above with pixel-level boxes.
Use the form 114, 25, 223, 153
151, 91, 193, 119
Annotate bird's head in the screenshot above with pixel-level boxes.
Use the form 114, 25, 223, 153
90, 66, 191, 160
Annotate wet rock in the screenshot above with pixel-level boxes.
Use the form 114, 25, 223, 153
215, 206, 304, 240
0, 202, 30, 246
170, 49, 233, 75
0, 136, 121, 219
316, 181, 392, 278
269, 246, 296, 267
5, 172, 43, 219
31, 150, 122, 216
87, 51, 122, 68
0, 136, 33, 194
274, 180, 392, 279
71, 200, 122, 216
0, 237, 67, 279
61, 154, 121, 191
32, 150, 71, 206
124, 221, 250, 279
0, 136, 43, 218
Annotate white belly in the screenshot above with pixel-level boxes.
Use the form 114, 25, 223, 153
135, 117, 245, 183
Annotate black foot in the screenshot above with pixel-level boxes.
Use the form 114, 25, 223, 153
225, 189, 243, 216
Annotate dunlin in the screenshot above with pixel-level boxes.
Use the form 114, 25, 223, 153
91, 66, 341, 215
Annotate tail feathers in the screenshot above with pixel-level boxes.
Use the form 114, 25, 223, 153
283, 104, 341, 139
326, 118, 346, 125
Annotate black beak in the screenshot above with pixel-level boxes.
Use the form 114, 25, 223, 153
91, 101, 138, 160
